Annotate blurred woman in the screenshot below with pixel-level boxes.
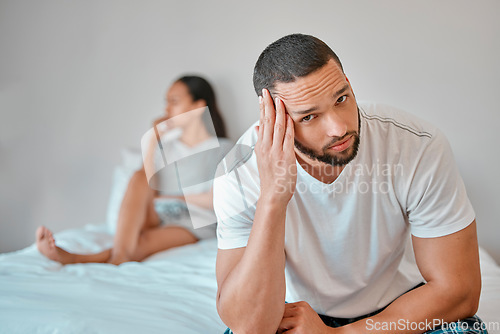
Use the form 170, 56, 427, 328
36, 75, 232, 265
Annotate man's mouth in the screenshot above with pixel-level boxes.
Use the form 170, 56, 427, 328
327, 135, 353, 152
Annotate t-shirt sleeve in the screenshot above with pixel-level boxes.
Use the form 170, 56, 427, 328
406, 130, 475, 238
213, 146, 260, 249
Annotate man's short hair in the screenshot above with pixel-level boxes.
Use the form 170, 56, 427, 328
253, 33, 344, 96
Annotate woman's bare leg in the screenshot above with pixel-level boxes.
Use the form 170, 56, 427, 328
36, 224, 198, 265
128, 225, 198, 262
107, 168, 161, 264
36, 169, 198, 265
36, 226, 112, 264
36, 168, 157, 265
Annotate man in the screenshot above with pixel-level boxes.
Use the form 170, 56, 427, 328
214, 34, 485, 334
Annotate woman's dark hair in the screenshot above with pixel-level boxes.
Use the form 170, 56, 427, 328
177, 75, 227, 138
253, 33, 344, 96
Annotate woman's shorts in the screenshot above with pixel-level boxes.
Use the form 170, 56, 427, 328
154, 198, 217, 240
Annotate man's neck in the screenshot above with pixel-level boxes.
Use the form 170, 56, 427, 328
295, 149, 345, 184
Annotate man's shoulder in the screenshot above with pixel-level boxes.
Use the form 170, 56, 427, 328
358, 101, 439, 140
214, 121, 259, 184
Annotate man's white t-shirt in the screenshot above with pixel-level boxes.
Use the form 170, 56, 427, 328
214, 102, 475, 318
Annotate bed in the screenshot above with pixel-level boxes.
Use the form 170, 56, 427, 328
0, 222, 499, 334
0, 223, 226, 334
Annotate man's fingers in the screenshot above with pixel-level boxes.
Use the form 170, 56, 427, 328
257, 96, 264, 144
277, 316, 296, 333
282, 304, 298, 318
261, 88, 276, 146
283, 114, 295, 155
273, 97, 286, 147
259, 95, 264, 126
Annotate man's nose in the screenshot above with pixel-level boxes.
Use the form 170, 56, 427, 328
324, 111, 347, 138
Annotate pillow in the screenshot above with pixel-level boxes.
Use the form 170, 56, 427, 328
106, 148, 143, 234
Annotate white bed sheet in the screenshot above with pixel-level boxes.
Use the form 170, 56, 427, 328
0, 224, 226, 334
0, 224, 499, 333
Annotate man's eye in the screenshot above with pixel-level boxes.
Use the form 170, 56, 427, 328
337, 95, 347, 104
301, 114, 315, 122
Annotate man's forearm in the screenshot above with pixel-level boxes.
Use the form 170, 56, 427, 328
217, 198, 287, 334
337, 282, 479, 334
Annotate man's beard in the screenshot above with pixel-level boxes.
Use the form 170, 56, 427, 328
294, 117, 361, 167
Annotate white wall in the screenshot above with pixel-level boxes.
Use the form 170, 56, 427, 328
1, 0, 499, 261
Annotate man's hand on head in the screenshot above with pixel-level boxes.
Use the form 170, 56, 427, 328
255, 88, 297, 206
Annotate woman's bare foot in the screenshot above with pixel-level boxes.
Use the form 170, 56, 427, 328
36, 226, 75, 264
